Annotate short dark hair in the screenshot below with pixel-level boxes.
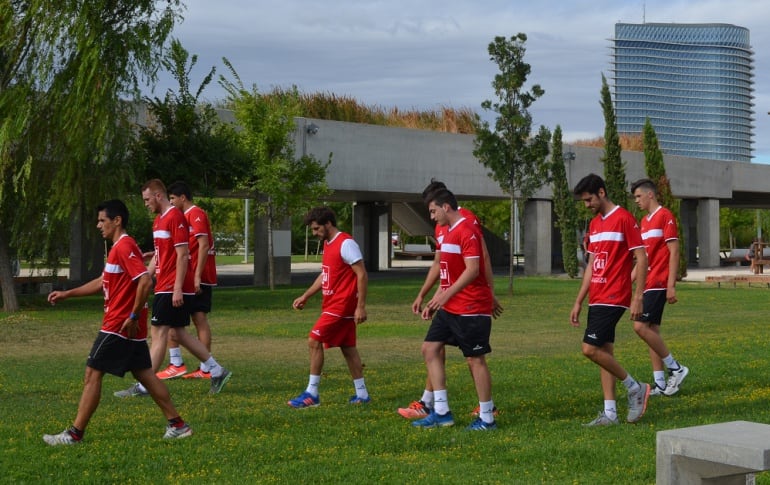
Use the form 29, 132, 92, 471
97, 199, 130, 230
168, 180, 193, 201
573, 173, 606, 196
421, 178, 447, 203
630, 178, 657, 195
426, 188, 458, 211
304, 206, 337, 227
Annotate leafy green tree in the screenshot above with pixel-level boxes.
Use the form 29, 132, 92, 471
473, 33, 551, 294
599, 74, 629, 210
642, 118, 687, 278
550, 126, 580, 277
220, 59, 332, 289
137, 39, 248, 194
0, 0, 181, 311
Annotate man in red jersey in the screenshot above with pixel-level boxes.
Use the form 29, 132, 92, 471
114, 179, 231, 397
155, 181, 218, 380
411, 189, 496, 431
399, 180, 502, 420
288, 206, 370, 408
44, 200, 191, 445
631, 178, 689, 396
571, 174, 651, 426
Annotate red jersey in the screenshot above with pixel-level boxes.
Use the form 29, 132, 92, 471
321, 231, 363, 317
102, 234, 149, 340
152, 206, 194, 295
185, 205, 217, 286
587, 205, 644, 308
435, 207, 483, 250
438, 217, 492, 315
640, 205, 678, 291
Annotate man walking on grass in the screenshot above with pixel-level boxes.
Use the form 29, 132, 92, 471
570, 174, 651, 426
631, 178, 689, 396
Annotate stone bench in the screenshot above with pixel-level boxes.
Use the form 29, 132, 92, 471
394, 243, 434, 260
657, 420, 770, 484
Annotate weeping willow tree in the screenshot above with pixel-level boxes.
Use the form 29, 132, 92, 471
0, 0, 182, 311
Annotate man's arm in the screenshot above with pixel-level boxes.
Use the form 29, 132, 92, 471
480, 238, 503, 318
412, 250, 441, 314
350, 260, 368, 324
173, 244, 189, 307
194, 234, 210, 293
422, 256, 479, 319
630, 247, 648, 320
666, 239, 679, 303
47, 276, 103, 305
570, 253, 593, 327
292, 272, 324, 310
120, 273, 153, 338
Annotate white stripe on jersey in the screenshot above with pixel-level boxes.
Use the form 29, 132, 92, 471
153, 230, 171, 239
641, 228, 664, 240
441, 243, 462, 254
104, 263, 124, 274
589, 231, 625, 243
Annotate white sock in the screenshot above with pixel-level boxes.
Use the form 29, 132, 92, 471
203, 357, 222, 377
199, 361, 210, 373
662, 354, 680, 371
305, 374, 321, 397
353, 378, 368, 399
433, 389, 449, 415
137, 382, 147, 394
604, 400, 617, 420
479, 400, 495, 424
653, 370, 666, 390
421, 390, 434, 408
169, 347, 183, 367
622, 375, 640, 394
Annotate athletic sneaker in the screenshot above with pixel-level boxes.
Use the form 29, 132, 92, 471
627, 383, 651, 423
349, 395, 371, 404
43, 429, 80, 446
163, 423, 193, 439
663, 365, 690, 396
412, 410, 455, 429
209, 368, 232, 394
287, 391, 320, 408
466, 417, 497, 431
650, 384, 666, 396
583, 411, 620, 427
156, 364, 187, 380
182, 369, 211, 380
114, 382, 149, 398
470, 405, 500, 417
398, 400, 431, 419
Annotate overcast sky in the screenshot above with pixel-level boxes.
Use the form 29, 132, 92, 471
152, 0, 770, 163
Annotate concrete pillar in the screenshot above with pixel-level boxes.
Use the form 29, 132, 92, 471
352, 202, 390, 271
698, 199, 721, 268
680, 199, 699, 267
252, 214, 291, 286
524, 199, 552, 275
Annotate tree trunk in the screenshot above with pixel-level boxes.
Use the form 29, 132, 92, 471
508, 193, 515, 296
267, 200, 275, 291
0, 234, 19, 312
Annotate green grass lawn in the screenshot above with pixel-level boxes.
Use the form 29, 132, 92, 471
2, 276, 770, 483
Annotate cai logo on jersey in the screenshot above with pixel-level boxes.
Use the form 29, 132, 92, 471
439, 261, 451, 288
591, 251, 608, 284
321, 265, 333, 296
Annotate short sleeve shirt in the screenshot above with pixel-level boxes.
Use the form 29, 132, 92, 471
185, 205, 217, 286
641, 206, 678, 291
152, 206, 194, 295
439, 217, 492, 315
102, 234, 149, 340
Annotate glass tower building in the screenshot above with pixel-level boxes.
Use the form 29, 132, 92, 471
612, 23, 754, 163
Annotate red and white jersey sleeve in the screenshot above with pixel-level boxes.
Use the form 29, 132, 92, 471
185, 205, 217, 286
587, 206, 644, 308
438, 218, 492, 315
152, 207, 194, 294
102, 234, 148, 340
641, 206, 678, 291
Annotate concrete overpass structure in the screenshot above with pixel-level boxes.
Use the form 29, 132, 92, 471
245, 116, 770, 286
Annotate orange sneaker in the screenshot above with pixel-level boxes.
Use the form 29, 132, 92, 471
182, 369, 211, 380
470, 405, 500, 417
397, 400, 431, 419
156, 364, 187, 380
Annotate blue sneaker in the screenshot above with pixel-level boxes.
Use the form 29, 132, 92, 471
466, 417, 497, 431
349, 395, 371, 404
412, 410, 454, 428
287, 391, 320, 408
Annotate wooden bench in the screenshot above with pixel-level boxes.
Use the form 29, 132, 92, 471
394, 243, 434, 260
705, 275, 770, 288
13, 275, 68, 295
657, 421, 770, 484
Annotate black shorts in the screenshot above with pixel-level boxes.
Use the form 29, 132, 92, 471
424, 309, 492, 357
584, 305, 626, 347
638, 289, 667, 325
87, 331, 152, 377
151, 293, 191, 328
189, 285, 213, 314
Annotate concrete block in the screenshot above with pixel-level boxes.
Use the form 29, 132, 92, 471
657, 421, 770, 484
